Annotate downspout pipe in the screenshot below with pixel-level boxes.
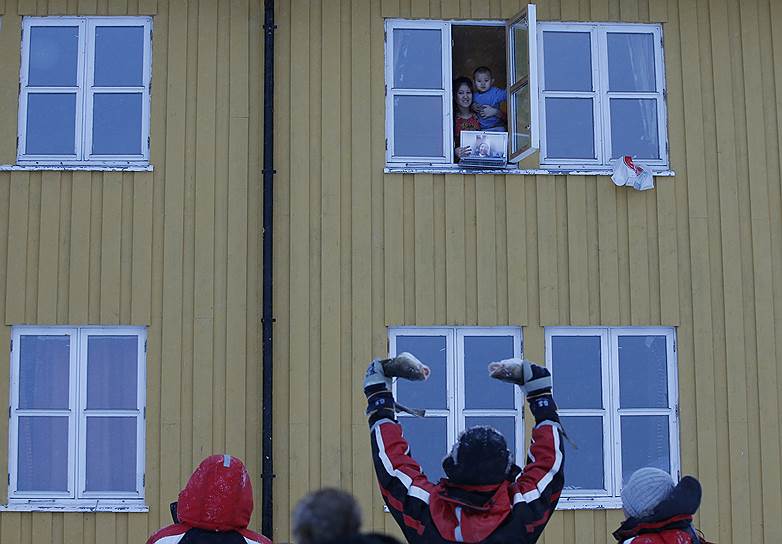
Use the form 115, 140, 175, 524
261, 0, 276, 538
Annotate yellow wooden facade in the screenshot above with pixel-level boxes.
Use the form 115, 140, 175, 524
0, 0, 781, 543
0, 0, 264, 541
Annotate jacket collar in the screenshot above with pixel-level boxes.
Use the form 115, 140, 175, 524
613, 513, 694, 541
429, 478, 515, 543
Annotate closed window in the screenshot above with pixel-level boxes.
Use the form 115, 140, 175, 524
546, 327, 679, 509
389, 327, 523, 480
17, 17, 152, 166
8, 326, 146, 509
538, 23, 668, 168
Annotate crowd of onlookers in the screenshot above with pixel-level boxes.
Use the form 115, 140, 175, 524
145, 353, 711, 544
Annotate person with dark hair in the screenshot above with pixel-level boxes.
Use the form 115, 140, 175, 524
146, 454, 271, 544
453, 76, 481, 161
613, 468, 713, 544
363, 355, 565, 544
291, 487, 362, 544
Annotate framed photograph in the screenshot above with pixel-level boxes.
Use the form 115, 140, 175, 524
459, 130, 509, 161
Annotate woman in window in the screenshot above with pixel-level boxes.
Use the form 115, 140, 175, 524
453, 77, 481, 161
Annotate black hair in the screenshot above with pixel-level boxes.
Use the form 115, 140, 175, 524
442, 426, 511, 485
453, 76, 473, 100
473, 66, 493, 79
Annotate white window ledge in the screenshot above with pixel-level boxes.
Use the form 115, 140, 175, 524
1, 500, 148, 512
384, 166, 675, 176
557, 498, 623, 510
0, 164, 153, 172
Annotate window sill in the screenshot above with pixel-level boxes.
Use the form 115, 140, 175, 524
0, 164, 153, 172
384, 165, 675, 176
556, 497, 623, 510
1, 500, 149, 512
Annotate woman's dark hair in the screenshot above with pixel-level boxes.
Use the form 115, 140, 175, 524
453, 76, 473, 103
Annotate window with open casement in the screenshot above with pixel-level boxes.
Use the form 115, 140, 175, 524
384, 6, 538, 167
384, 6, 670, 172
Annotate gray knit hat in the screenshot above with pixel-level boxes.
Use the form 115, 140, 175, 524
621, 467, 675, 519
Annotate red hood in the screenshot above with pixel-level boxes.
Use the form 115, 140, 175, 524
177, 454, 254, 532
429, 481, 512, 543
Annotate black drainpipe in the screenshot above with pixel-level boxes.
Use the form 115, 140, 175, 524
261, 0, 276, 539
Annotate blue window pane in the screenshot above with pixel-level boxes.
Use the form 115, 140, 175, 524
92, 93, 143, 155
399, 417, 447, 481
87, 336, 138, 410
17, 416, 69, 491
464, 336, 515, 409
464, 417, 516, 459
619, 335, 668, 409
621, 416, 670, 484
396, 336, 447, 410
543, 32, 592, 91
19, 335, 70, 410
393, 29, 442, 89
610, 98, 659, 159
95, 26, 145, 87
393, 96, 444, 157
545, 98, 595, 159
607, 33, 656, 92
86, 417, 137, 491
26, 93, 77, 155
551, 335, 602, 409
560, 416, 604, 491
29, 26, 79, 87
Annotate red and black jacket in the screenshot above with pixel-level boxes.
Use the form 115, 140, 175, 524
369, 417, 564, 544
613, 476, 708, 544
146, 455, 271, 544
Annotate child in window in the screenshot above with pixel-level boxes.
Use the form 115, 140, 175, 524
472, 66, 507, 131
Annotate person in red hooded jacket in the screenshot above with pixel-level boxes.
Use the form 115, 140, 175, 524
146, 454, 271, 544
363, 354, 565, 544
612, 468, 713, 544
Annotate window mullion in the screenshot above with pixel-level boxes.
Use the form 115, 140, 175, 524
595, 27, 609, 166
75, 328, 86, 499
451, 328, 462, 443
81, 19, 94, 162
607, 329, 623, 498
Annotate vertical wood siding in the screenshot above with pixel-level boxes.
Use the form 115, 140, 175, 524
0, 0, 263, 542
272, 0, 782, 543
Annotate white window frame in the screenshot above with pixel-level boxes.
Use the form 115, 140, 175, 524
7, 326, 147, 511
384, 7, 538, 168
17, 16, 152, 167
389, 326, 525, 470
537, 22, 668, 170
546, 326, 679, 510
385, 20, 453, 165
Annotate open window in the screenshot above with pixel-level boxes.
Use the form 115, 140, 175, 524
384, 6, 538, 167
507, 5, 538, 162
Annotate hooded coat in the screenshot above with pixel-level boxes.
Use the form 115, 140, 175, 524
369, 418, 564, 544
613, 476, 707, 544
146, 455, 271, 544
